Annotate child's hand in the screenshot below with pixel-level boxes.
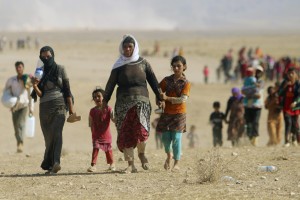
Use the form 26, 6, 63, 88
160, 93, 167, 100
159, 101, 166, 111
290, 102, 297, 109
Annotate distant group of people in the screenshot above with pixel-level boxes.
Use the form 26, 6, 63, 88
0, 35, 40, 51
235, 46, 300, 83
219, 49, 234, 83
2, 35, 191, 175
216, 46, 300, 85
141, 41, 184, 60
210, 57, 300, 148
0, 36, 7, 51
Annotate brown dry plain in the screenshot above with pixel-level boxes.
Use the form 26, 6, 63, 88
0, 31, 300, 200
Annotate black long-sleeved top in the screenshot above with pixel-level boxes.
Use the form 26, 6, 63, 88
104, 57, 161, 103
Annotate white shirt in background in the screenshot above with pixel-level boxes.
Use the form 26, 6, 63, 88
4, 76, 34, 112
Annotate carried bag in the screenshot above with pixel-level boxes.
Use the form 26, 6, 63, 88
1, 89, 18, 108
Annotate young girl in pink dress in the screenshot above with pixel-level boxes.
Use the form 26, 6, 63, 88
87, 88, 115, 172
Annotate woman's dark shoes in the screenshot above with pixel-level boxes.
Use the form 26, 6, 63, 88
51, 163, 61, 173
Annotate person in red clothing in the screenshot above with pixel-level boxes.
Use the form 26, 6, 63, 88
282, 57, 298, 79
278, 67, 300, 147
203, 65, 209, 84
87, 87, 116, 172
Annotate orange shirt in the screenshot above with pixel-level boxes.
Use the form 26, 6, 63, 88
160, 75, 191, 114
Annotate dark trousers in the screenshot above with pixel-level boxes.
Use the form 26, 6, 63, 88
244, 108, 261, 139
40, 104, 66, 171
213, 127, 223, 147
283, 113, 300, 144
12, 107, 28, 145
40, 113, 65, 170
204, 77, 208, 84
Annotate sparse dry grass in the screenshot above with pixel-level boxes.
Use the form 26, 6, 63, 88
195, 148, 242, 184
197, 148, 223, 184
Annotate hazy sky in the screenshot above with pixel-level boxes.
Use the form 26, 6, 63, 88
0, 0, 299, 31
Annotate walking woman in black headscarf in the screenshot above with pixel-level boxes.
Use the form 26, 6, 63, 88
32, 46, 75, 174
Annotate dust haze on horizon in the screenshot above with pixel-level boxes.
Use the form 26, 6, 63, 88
0, 0, 299, 32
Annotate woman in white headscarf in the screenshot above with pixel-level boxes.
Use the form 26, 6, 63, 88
103, 35, 162, 173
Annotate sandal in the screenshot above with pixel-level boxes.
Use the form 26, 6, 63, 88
121, 166, 138, 174
108, 165, 116, 171
142, 163, 149, 170
87, 166, 97, 172
45, 170, 51, 175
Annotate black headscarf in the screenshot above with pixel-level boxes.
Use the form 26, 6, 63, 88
39, 46, 60, 86
39, 46, 57, 75
31, 46, 59, 101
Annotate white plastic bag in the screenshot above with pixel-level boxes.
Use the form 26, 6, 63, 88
1, 89, 17, 108
25, 115, 35, 138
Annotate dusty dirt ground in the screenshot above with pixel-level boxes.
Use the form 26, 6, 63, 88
0, 31, 300, 199
0, 146, 300, 200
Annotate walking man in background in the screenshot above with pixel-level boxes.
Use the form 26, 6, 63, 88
4, 61, 34, 153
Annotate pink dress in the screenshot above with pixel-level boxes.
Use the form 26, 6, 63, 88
89, 106, 113, 151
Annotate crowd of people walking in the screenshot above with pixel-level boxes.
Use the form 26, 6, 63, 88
2, 35, 299, 175
213, 46, 300, 147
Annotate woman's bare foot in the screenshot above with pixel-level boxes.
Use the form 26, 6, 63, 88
122, 161, 137, 173
122, 165, 137, 173
131, 166, 138, 173
138, 153, 149, 170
